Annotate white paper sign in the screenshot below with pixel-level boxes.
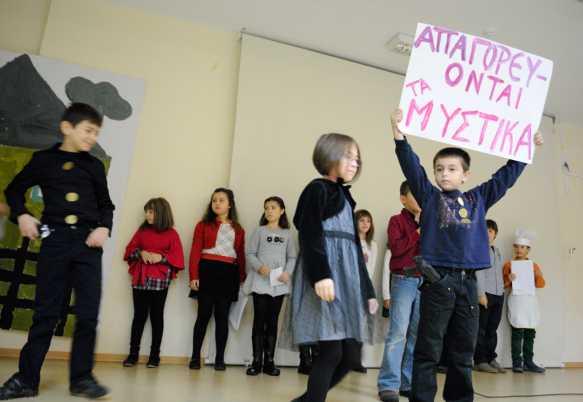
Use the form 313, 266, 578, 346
511, 260, 535, 296
399, 23, 553, 163
270, 267, 284, 287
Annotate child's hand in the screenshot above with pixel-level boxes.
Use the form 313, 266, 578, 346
383, 299, 391, 309
278, 272, 290, 284
368, 298, 379, 315
510, 273, 517, 281
534, 131, 544, 146
478, 295, 488, 308
190, 280, 199, 290
390, 109, 405, 140
315, 278, 335, 302
149, 252, 163, 264
140, 250, 152, 263
86, 227, 109, 248
258, 265, 271, 277
17, 214, 40, 240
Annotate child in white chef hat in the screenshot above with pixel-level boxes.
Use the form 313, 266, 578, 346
502, 229, 546, 373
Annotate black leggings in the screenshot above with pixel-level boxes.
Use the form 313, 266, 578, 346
192, 293, 232, 362
130, 288, 168, 355
301, 339, 361, 402
251, 293, 284, 338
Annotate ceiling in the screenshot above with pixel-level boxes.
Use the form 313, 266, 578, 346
111, 0, 583, 127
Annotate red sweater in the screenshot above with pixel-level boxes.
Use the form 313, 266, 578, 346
124, 227, 185, 286
387, 209, 420, 274
189, 220, 246, 282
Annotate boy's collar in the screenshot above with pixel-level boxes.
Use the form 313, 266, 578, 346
440, 188, 463, 197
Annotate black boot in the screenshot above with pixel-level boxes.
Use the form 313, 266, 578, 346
297, 345, 312, 375
246, 336, 263, 376
123, 345, 140, 367
263, 336, 280, 376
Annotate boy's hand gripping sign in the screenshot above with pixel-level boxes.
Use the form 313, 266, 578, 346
398, 23, 553, 164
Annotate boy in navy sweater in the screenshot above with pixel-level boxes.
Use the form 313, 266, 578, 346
390, 109, 543, 402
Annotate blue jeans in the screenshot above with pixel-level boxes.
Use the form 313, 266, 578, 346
378, 274, 422, 392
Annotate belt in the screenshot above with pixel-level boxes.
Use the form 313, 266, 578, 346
323, 230, 355, 241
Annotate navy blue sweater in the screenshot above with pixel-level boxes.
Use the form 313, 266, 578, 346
395, 139, 526, 269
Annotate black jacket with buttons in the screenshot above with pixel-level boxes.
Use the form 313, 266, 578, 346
4, 143, 115, 231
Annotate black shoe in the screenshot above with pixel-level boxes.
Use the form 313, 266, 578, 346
146, 355, 160, 368
353, 365, 367, 373
0, 374, 38, 400
246, 357, 262, 376
214, 360, 226, 371
512, 360, 524, 373
262, 361, 280, 376
524, 360, 545, 373
246, 364, 261, 376
70, 377, 110, 399
399, 389, 412, 398
189, 357, 201, 370
122, 354, 139, 367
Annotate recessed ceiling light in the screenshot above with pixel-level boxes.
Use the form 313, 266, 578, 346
386, 32, 413, 56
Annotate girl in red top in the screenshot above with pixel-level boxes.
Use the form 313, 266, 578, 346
189, 188, 245, 370
122, 197, 185, 368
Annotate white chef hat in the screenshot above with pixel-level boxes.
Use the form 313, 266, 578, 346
514, 228, 535, 247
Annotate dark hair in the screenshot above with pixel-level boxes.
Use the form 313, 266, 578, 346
486, 219, 499, 234
61, 102, 103, 127
141, 197, 174, 231
433, 147, 471, 172
355, 209, 375, 246
202, 188, 241, 229
399, 180, 411, 196
312, 133, 361, 182
259, 196, 290, 229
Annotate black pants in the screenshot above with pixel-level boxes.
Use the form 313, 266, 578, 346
17, 226, 102, 389
251, 293, 283, 338
511, 327, 536, 363
474, 293, 504, 364
411, 269, 479, 402
129, 288, 169, 356
298, 339, 361, 402
191, 294, 232, 363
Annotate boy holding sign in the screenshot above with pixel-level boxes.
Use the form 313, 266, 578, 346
390, 108, 543, 402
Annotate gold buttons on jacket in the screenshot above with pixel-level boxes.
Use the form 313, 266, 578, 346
62, 161, 75, 171
65, 215, 78, 225
65, 192, 79, 202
